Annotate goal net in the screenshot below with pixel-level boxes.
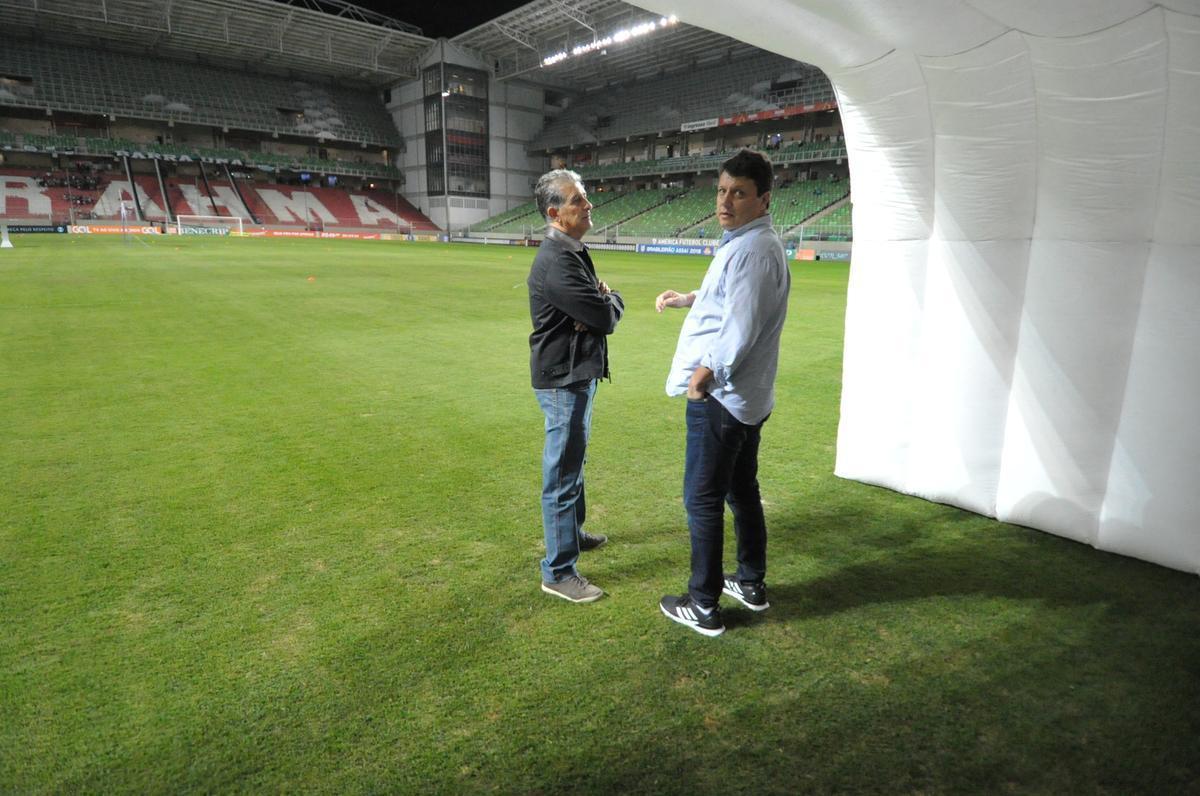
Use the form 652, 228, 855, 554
175, 215, 245, 236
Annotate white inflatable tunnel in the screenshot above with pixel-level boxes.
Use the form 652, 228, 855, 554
632, 0, 1200, 574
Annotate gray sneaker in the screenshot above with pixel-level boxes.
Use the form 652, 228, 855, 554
541, 574, 604, 603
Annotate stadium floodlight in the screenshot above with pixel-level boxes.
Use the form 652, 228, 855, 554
542, 15, 678, 67
175, 215, 246, 236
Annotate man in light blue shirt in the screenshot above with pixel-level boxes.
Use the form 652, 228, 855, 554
655, 149, 791, 637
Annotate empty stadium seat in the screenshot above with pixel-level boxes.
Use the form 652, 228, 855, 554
1, 40, 399, 148
534, 53, 834, 151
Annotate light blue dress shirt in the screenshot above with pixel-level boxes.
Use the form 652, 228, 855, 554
665, 213, 790, 425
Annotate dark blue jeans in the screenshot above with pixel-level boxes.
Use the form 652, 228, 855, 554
684, 396, 768, 608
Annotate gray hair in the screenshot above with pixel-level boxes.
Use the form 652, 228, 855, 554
534, 169, 583, 222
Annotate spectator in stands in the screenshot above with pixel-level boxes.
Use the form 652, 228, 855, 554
527, 168, 624, 605
654, 149, 790, 637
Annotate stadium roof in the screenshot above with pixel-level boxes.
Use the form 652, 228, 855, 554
0, 0, 435, 86
452, 0, 763, 91
0, 0, 785, 93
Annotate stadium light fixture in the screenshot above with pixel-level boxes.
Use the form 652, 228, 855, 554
542, 15, 678, 67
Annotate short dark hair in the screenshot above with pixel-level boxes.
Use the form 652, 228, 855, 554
720, 149, 773, 197
534, 169, 583, 222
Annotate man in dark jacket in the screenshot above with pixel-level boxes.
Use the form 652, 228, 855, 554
527, 169, 624, 603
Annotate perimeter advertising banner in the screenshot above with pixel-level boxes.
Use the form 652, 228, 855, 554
452, 237, 519, 245
69, 225, 162, 235
718, 101, 837, 127
4, 225, 68, 234
175, 226, 230, 236
794, 248, 851, 262
636, 243, 716, 256
241, 230, 384, 240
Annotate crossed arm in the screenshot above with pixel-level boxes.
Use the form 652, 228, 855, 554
574, 281, 614, 331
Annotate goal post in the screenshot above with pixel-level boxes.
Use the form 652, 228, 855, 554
175, 215, 245, 236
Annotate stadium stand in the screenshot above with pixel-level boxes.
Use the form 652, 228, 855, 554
0, 167, 88, 220
464, 152, 851, 240
534, 53, 834, 150
652, 181, 848, 238
485, 214, 544, 234
768, 181, 850, 232
244, 183, 436, 230
0, 40, 399, 147
469, 201, 540, 232
575, 141, 846, 182
475, 191, 627, 234
228, 175, 275, 225
804, 200, 852, 240
0, 166, 437, 230
2, 5, 848, 243
371, 190, 435, 231
612, 188, 715, 238
0, 131, 400, 181
588, 188, 674, 234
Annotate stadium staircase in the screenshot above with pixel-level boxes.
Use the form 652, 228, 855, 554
121, 158, 147, 221
153, 160, 174, 223
195, 164, 225, 218
164, 180, 190, 220
131, 176, 170, 221
228, 176, 275, 225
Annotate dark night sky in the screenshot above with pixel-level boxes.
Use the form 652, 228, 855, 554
347, 2, 533, 39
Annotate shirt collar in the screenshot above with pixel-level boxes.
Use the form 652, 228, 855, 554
545, 226, 586, 252
719, 213, 774, 247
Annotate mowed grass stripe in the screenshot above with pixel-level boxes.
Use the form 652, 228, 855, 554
1, 235, 1197, 793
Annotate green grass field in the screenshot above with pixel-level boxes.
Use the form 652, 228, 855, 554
2, 234, 1198, 794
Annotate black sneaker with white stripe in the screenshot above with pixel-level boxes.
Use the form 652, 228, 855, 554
722, 574, 769, 612
659, 594, 725, 637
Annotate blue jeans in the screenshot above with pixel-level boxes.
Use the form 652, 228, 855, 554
684, 396, 768, 608
534, 380, 596, 583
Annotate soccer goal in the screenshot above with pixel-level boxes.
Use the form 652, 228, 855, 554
175, 215, 245, 236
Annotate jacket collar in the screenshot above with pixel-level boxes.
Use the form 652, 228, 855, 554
545, 226, 586, 252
